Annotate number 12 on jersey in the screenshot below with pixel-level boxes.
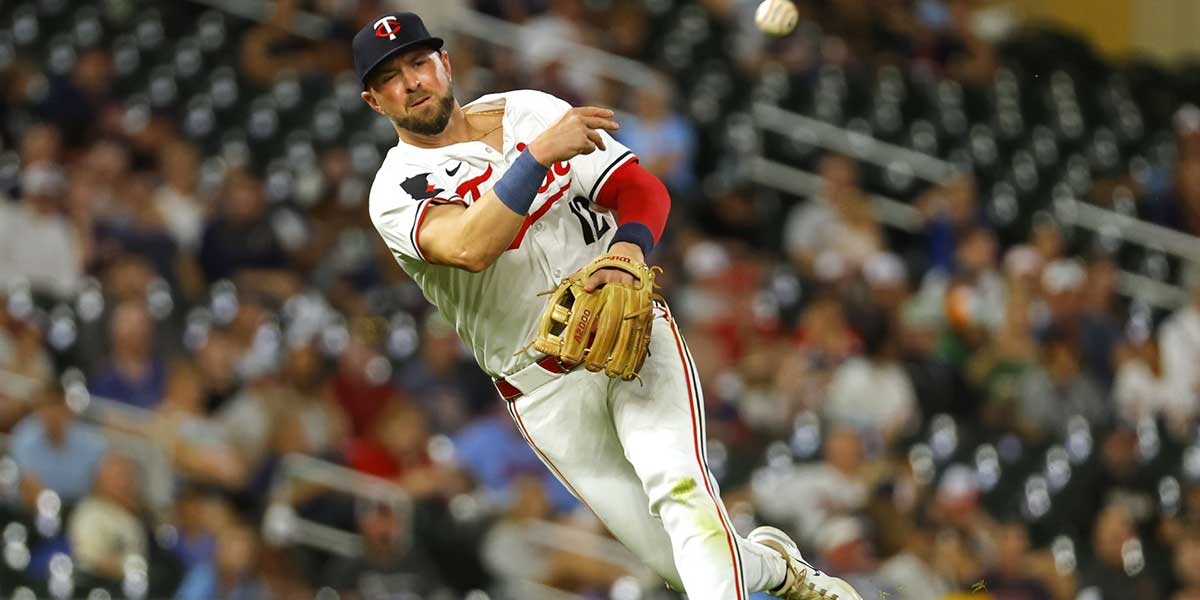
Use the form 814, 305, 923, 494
568, 196, 613, 245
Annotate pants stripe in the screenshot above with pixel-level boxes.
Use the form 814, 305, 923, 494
506, 400, 592, 511
660, 307, 747, 599
677, 329, 747, 586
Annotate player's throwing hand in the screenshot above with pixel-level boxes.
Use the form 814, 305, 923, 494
528, 107, 620, 166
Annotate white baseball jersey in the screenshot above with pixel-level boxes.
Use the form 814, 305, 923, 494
368, 90, 637, 378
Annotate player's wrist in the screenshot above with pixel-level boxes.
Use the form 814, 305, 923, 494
607, 241, 645, 263
526, 139, 553, 167
493, 148, 549, 215
609, 224, 653, 259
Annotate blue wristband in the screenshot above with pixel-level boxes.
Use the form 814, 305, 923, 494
609, 222, 654, 257
493, 149, 549, 215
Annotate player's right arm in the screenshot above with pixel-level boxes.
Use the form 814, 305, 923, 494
405, 107, 619, 272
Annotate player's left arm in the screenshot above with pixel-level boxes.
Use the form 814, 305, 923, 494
583, 159, 671, 291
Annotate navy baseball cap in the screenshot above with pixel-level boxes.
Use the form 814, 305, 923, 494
353, 13, 444, 88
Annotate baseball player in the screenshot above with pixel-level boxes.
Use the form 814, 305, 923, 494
353, 13, 863, 600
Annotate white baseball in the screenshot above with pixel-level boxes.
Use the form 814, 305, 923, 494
754, 0, 799, 37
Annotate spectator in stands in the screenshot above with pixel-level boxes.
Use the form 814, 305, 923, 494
18, 123, 62, 167
937, 0, 1000, 85
279, 343, 347, 456
67, 452, 148, 583
194, 329, 242, 413
0, 300, 53, 412
1077, 252, 1124, 385
1078, 502, 1161, 599
1029, 213, 1066, 264
750, 426, 869, 545
604, 2, 653, 60
10, 384, 108, 505
346, 400, 468, 500
154, 140, 205, 252
238, 0, 349, 86
876, 519, 954, 597
89, 300, 166, 410
774, 295, 858, 415
0, 164, 82, 299
783, 154, 882, 278
917, 174, 980, 273
398, 312, 495, 433
824, 310, 918, 447
814, 517, 885, 597
979, 519, 1053, 600
692, 182, 776, 249
350, 398, 427, 482
198, 170, 294, 287
928, 464, 997, 584
1079, 428, 1158, 538
481, 476, 629, 594
320, 500, 452, 598
1017, 330, 1110, 441
333, 329, 405, 437
453, 407, 579, 514
152, 364, 248, 489
176, 522, 268, 600
75, 139, 132, 222
933, 226, 1006, 347
967, 268, 1038, 429
1113, 327, 1178, 429
216, 368, 281, 476
38, 48, 115, 145
861, 252, 911, 316
1159, 280, 1200, 428
1036, 258, 1114, 385
614, 79, 697, 195
520, 0, 598, 99
1155, 155, 1200, 237
1173, 527, 1200, 600
169, 487, 229, 576
93, 171, 179, 284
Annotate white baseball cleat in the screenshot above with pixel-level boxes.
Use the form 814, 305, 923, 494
748, 526, 865, 600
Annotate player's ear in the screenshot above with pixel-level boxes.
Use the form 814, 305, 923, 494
439, 49, 451, 81
361, 89, 383, 115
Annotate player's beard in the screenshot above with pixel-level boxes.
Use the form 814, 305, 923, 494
393, 91, 455, 136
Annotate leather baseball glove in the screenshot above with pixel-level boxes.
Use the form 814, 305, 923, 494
529, 254, 663, 381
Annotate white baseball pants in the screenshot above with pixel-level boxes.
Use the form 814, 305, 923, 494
502, 305, 785, 598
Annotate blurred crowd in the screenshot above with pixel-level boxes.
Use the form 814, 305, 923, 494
2, 0, 1200, 599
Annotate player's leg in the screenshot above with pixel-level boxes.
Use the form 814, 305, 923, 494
606, 304, 788, 599
504, 368, 686, 589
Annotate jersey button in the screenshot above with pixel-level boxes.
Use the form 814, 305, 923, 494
533, 223, 544, 232
553, 269, 562, 278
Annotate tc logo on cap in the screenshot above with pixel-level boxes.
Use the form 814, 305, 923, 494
374, 15, 402, 40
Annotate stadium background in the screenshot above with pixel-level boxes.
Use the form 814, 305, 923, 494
2, 0, 1200, 598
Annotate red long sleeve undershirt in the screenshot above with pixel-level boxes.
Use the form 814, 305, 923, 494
594, 159, 671, 248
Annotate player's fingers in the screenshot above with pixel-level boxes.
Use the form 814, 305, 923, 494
583, 117, 619, 131
586, 130, 606, 152
583, 273, 604, 293
584, 269, 633, 292
583, 270, 613, 292
574, 106, 615, 118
